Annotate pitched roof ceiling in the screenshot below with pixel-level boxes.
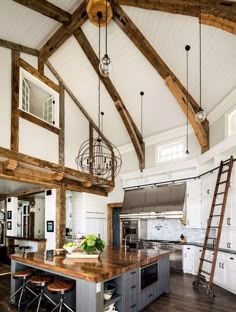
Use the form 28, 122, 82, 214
0, 0, 235, 153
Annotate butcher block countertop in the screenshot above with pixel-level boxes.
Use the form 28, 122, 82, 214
10, 248, 170, 283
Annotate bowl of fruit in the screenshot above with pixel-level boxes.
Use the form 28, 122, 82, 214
63, 242, 77, 254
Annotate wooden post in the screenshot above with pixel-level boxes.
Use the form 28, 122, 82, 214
56, 187, 66, 248
11, 50, 20, 152
59, 83, 65, 166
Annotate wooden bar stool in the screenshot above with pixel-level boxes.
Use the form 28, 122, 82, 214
47, 280, 75, 312
26, 275, 56, 312
9, 269, 36, 311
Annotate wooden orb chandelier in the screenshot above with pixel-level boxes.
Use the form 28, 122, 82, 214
86, 0, 113, 27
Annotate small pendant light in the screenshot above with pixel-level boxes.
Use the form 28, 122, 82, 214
185, 45, 190, 155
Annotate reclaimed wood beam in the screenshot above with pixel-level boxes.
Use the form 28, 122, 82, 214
56, 186, 66, 248
11, 50, 20, 152
3, 159, 17, 171
115, 0, 236, 35
0, 39, 39, 56
8, 186, 49, 198
19, 58, 59, 92
59, 83, 65, 166
113, 5, 209, 153
12, 0, 72, 25
62, 178, 108, 196
74, 27, 145, 168
39, 1, 87, 62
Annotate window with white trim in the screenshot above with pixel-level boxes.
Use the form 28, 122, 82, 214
156, 141, 184, 163
19, 68, 59, 127
226, 107, 236, 138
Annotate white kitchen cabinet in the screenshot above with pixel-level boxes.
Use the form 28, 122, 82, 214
186, 180, 201, 228
193, 246, 203, 275
224, 253, 236, 294
214, 251, 225, 286
183, 245, 194, 274
85, 213, 106, 240
219, 230, 233, 250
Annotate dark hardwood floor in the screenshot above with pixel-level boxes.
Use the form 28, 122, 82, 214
0, 267, 235, 312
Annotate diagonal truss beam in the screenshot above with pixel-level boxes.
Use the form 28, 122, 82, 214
115, 0, 236, 35
74, 27, 145, 170
113, 5, 209, 153
39, 1, 88, 62
12, 0, 72, 25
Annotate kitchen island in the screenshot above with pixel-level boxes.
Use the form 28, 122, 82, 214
10, 248, 170, 312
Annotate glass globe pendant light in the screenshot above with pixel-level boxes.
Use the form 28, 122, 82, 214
185, 45, 190, 156
99, 0, 112, 77
195, 0, 206, 123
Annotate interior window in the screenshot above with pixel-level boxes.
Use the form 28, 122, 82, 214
157, 141, 184, 163
227, 108, 236, 137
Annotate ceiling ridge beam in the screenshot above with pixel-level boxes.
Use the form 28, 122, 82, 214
0, 38, 39, 56
39, 1, 88, 62
12, 0, 72, 25
115, 0, 236, 35
113, 5, 209, 153
73, 27, 145, 169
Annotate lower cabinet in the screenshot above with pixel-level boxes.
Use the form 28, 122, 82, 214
183, 245, 194, 274
139, 282, 158, 311
123, 268, 139, 312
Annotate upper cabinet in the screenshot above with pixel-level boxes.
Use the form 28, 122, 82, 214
186, 179, 201, 228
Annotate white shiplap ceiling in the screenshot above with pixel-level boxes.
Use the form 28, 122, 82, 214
0, 0, 235, 149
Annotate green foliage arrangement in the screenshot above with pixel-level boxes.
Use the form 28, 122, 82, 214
80, 234, 105, 254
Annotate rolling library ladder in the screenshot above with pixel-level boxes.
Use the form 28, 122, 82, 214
193, 156, 234, 297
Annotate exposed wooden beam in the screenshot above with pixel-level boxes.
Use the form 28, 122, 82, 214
59, 83, 65, 166
12, 0, 72, 25
113, 5, 209, 153
115, 0, 236, 35
74, 27, 145, 168
56, 186, 66, 248
3, 159, 17, 171
8, 186, 49, 198
11, 50, 20, 152
46, 60, 113, 150
62, 178, 108, 197
0, 39, 39, 56
39, 1, 88, 62
19, 110, 60, 135
0, 146, 114, 187
19, 58, 59, 92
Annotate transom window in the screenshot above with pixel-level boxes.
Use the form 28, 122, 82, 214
157, 141, 184, 163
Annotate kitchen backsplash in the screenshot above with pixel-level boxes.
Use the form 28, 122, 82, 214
147, 219, 214, 243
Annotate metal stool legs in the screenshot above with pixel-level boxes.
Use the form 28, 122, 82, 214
26, 287, 56, 312
50, 293, 74, 312
9, 276, 37, 311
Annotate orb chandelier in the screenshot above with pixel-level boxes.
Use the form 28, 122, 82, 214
75, 11, 121, 184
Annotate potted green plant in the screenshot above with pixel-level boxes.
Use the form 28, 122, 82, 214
80, 234, 105, 255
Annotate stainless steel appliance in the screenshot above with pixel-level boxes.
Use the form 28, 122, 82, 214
143, 240, 183, 272
141, 262, 158, 290
121, 219, 147, 248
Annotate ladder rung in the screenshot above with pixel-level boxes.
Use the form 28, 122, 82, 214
221, 169, 229, 174
200, 270, 211, 275
207, 237, 216, 240
214, 203, 223, 206
200, 258, 213, 263
218, 180, 227, 185
223, 158, 231, 164
208, 226, 219, 228
210, 214, 221, 217
215, 192, 225, 195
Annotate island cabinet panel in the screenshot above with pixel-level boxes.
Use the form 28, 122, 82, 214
103, 275, 123, 312
139, 282, 158, 311
123, 268, 139, 312
158, 255, 170, 295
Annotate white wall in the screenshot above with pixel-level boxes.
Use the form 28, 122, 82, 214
44, 189, 56, 250
71, 191, 84, 235
6, 197, 18, 236
34, 198, 45, 237
0, 48, 11, 148
19, 118, 58, 162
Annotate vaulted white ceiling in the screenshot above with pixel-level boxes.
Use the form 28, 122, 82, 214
0, 0, 236, 150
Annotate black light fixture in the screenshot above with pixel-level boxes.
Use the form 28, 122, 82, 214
75, 12, 121, 183
140, 91, 144, 171
185, 45, 190, 155
99, 0, 112, 77
195, 0, 206, 123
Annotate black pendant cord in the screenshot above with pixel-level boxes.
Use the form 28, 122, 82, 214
199, 0, 202, 111
140, 91, 144, 136
98, 12, 102, 133
105, 0, 108, 55
185, 45, 190, 154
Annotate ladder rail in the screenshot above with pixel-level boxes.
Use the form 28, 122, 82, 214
193, 156, 234, 296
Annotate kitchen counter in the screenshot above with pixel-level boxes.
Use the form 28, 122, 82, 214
10, 248, 170, 312
7, 235, 46, 242
7, 236, 47, 252
10, 248, 170, 282
185, 242, 236, 255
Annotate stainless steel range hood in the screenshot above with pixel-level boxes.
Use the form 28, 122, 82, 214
120, 183, 186, 218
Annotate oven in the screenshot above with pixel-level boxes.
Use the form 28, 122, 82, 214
122, 219, 139, 243
141, 262, 158, 290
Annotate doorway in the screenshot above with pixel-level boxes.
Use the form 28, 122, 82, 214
107, 202, 122, 247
